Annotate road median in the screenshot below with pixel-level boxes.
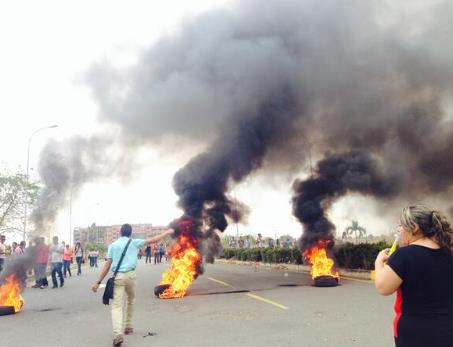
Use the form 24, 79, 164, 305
215, 258, 373, 282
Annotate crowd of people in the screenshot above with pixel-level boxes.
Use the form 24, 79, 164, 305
0, 233, 169, 290
0, 235, 26, 273
228, 233, 296, 249
140, 242, 168, 264
0, 235, 102, 289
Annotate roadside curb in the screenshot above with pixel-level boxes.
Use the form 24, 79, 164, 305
215, 258, 374, 282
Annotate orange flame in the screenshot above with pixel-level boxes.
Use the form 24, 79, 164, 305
159, 233, 202, 299
303, 240, 339, 279
0, 275, 24, 312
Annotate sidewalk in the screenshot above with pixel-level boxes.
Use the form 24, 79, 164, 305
216, 258, 374, 281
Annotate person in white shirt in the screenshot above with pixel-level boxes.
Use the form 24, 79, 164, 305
74, 242, 84, 275
48, 236, 64, 288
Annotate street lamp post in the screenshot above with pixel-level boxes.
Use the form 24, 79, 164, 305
23, 125, 58, 241
69, 189, 72, 245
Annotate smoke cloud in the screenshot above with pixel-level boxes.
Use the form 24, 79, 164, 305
31, 135, 135, 235
32, 0, 453, 262
0, 248, 36, 289
292, 150, 402, 250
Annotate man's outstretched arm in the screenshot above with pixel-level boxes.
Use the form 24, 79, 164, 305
144, 229, 174, 246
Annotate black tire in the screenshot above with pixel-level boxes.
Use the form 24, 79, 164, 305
0, 306, 15, 316
154, 284, 170, 297
313, 275, 339, 287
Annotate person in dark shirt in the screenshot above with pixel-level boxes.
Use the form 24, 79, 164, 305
374, 205, 453, 347
144, 245, 152, 264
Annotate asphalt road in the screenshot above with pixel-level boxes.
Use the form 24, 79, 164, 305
1, 259, 395, 347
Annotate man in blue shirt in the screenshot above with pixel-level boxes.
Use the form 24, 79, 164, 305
91, 224, 173, 347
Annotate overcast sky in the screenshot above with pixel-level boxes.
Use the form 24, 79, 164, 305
1, 0, 418, 243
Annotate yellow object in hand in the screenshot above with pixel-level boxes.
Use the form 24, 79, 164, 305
384, 234, 399, 264
389, 238, 399, 255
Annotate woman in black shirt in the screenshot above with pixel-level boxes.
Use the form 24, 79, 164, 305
374, 205, 453, 347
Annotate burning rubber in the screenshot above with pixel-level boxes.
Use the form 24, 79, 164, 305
0, 275, 25, 315
0, 306, 16, 316
155, 218, 203, 299
313, 275, 339, 288
154, 284, 171, 297
302, 240, 340, 288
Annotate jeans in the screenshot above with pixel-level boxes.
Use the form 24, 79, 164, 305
63, 260, 72, 277
76, 256, 82, 275
51, 262, 64, 288
35, 263, 47, 286
92, 256, 98, 267
0, 258, 4, 273
33, 264, 40, 285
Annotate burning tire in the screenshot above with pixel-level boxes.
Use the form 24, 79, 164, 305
0, 275, 24, 314
154, 284, 171, 297
0, 306, 16, 316
313, 275, 339, 287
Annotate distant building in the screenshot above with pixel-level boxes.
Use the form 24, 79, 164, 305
73, 223, 171, 246
73, 227, 88, 244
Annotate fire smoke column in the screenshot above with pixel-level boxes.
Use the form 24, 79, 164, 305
30, 136, 134, 235
155, 90, 301, 298
292, 150, 402, 285
67, 0, 453, 292
172, 87, 299, 246
84, 0, 453, 252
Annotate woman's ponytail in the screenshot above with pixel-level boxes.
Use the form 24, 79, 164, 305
431, 211, 453, 253
401, 205, 453, 253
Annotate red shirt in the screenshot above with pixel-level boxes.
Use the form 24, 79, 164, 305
36, 244, 49, 264
63, 248, 73, 261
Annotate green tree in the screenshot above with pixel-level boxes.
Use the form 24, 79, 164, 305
342, 220, 367, 243
0, 171, 39, 234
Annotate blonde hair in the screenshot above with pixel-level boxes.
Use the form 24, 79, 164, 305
400, 205, 453, 252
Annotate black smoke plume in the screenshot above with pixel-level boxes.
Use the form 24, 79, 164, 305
171, 89, 299, 261
0, 248, 37, 289
292, 150, 402, 250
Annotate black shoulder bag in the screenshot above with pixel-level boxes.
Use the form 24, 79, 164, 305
103, 238, 132, 305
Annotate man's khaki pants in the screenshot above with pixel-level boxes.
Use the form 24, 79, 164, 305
112, 271, 136, 337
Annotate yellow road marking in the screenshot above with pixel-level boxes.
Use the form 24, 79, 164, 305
207, 277, 288, 310
207, 277, 232, 287
246, 293, 288, 310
